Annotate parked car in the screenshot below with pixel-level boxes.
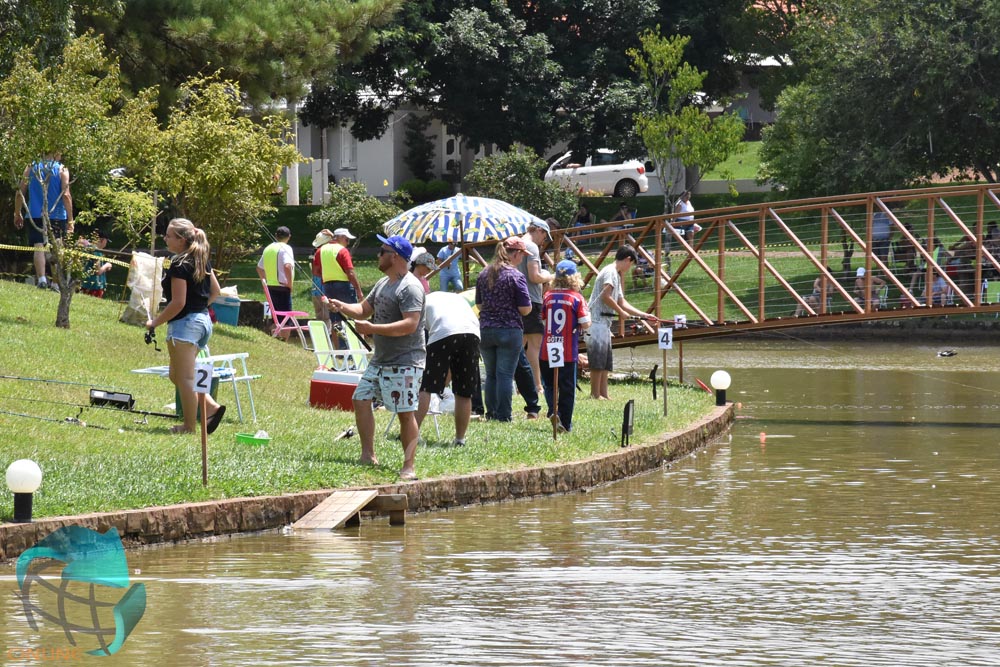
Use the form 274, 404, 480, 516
544, 149, 650, 198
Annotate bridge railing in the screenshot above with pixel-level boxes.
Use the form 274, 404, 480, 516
463, 183, 1000, 341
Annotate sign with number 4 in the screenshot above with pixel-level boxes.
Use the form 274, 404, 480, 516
657, 327, 673, 350
193, 363, 213, 394
547, 342, 565, 368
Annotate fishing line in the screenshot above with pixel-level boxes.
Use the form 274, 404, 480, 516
0, 394, 178, 420
757, 329, 1000, 397
0, 374, 127, 391
0, 409, 110, 430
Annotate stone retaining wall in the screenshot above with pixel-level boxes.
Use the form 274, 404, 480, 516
0, 404, 734, 562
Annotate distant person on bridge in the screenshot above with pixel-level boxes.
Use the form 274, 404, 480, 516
871, 206, 893, 265
586, 247, 658, 400
794, 270, 832, 317
854, 267, 887, 308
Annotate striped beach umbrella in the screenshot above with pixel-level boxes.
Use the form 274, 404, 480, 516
383, 194, 544, 244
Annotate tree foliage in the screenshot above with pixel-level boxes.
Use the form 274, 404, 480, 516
760, 0, 1000, 196
150, 74, 303, 273
306, 180, 403, 245
80, 0, 402, 115
0, 34, 137, 327
629, 30, 746, 204
463, 148, 578, 224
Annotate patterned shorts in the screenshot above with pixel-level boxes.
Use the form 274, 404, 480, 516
420, 333, 480, 397
353, 364, 423, 414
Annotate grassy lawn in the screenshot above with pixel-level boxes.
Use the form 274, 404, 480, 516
0, 281, 714, 520
702, 141, 762, 181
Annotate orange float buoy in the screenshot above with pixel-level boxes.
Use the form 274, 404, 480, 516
759, 432, 767, 443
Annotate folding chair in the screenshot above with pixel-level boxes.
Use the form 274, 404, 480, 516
309, 320, 336, 369
260, 278, 312, 350
987, 280, 1000, 317
331, 321, 372, 372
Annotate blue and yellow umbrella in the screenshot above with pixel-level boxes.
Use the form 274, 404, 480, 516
382, 194, 543, 243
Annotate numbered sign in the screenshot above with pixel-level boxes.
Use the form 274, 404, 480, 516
657, 327, 673, 350
547, 341, 565, 368
193, 363, 213, 394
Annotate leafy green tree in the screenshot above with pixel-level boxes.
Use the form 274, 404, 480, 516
306, 180, 403, 245
628, 30, 746, 205
149, 74, 303, 273
0, 34, 142, 328
80, 0, 402, 115
463, 148, 578, 225
403, 113, 435, 181
760, 0, 1000, 195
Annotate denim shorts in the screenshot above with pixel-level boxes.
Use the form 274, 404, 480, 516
166, 311, 213, 349
311, 275, 324, 297
353, 364, 423, 414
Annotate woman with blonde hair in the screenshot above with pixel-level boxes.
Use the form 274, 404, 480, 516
145, 218, 225, 434
475, 236, 532, 421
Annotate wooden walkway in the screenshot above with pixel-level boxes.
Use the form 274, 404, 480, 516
293, 490, 408, 530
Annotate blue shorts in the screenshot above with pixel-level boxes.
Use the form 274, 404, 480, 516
27, 218, 66, 245
353, 364, 423, 413
311, 275, 324, 297
167, 311, 213, 349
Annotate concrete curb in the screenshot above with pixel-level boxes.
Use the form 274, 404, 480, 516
0, 404, 734, 562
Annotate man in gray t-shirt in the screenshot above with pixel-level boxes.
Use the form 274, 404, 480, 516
328, 234, 426, 481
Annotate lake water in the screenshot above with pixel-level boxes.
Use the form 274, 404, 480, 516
4, 336, 1000, 666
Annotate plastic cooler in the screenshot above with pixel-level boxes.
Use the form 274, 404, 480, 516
310, 370, 361, 411
214, 295, 241, 326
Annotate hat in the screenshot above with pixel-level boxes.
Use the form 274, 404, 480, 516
412, 251, 436, 269
556, 259, 578, 277
275, 225, 291, 239
529, 219, 552, 240
376, 234, 413, 261
333, 227, 356, 240
312, 230, 334, 247
856, 267, 866, 277
503, 236, 527, 252
96, 228, 110, 240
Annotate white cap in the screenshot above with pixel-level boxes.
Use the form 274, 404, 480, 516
312, 230, 334, 248
333, 227, 356, 240
856, 267, 866, 277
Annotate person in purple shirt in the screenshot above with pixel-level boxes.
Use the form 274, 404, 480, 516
476, 236, 532, 421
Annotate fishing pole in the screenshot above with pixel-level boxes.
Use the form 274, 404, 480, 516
0, 409, 110, 430
0, 395, 179, 421
0, 374, 126, 391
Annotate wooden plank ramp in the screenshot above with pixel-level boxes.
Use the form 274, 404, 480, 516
293, 489, 379, 530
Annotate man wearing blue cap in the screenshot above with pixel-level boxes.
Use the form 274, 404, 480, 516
328, 234, 427, 481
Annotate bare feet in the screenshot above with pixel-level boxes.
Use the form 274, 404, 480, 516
399, 468, 418, 481
359, 456, 379, 466
170, 425, 194, 434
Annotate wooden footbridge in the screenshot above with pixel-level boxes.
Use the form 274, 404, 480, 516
459, 183, 1000, 346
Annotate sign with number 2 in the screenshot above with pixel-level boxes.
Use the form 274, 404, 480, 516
193, 363, 213, 394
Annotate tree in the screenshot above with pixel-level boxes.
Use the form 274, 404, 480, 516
306, 180, 403, 245
628, 30, 746, 206
0, 34, 144, 328
463, 148, 578, 225
80, 0, 402, 115
149, 74, 303, 273
760, 0, 1000, 195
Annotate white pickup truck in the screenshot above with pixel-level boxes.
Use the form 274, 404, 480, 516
544, 149, 650, 198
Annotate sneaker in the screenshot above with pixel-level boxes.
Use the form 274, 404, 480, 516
452, 438, 466, 447
36, 277, 48, 289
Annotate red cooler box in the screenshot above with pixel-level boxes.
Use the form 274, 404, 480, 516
310, 370, 361, 410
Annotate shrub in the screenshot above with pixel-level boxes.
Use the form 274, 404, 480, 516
306, 180, 403, 244
398, 179, 427, 202
425, 178, 453, 200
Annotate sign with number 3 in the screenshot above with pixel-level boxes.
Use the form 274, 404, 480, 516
547, 342, 565, 368
193, 363, 213, 394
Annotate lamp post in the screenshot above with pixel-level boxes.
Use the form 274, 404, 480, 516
710, 370, 731, 407
6, 459, 42, 523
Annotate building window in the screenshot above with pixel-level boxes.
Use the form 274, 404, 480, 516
341, 126, 358, 169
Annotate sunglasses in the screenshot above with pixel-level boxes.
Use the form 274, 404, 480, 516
378, 247, 396, 257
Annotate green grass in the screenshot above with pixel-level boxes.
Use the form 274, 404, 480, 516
702, 141, 762, 181
0, 281, 714, 519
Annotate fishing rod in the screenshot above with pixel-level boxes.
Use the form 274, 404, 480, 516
0, 394, 179, 421
0, 409, 110, 430
0, 374, 127, 391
